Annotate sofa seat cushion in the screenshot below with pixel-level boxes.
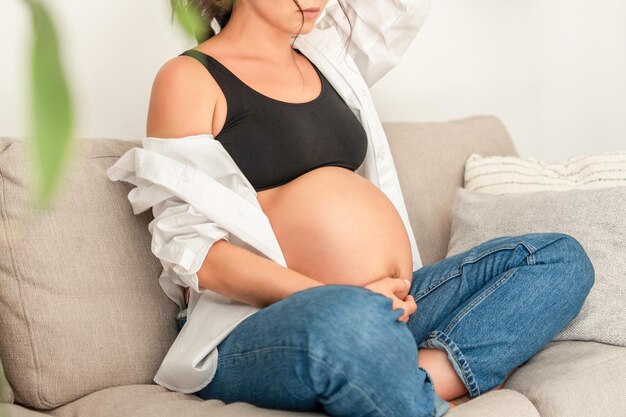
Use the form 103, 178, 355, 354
7, 384, 540, 417
447, 390, 539, 417
504, 341, 626, 417
43, 384, 327, 417
3, 404, 53, 417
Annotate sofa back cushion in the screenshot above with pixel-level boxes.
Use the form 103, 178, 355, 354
0, 138, 179, 409
386, 115, 519, 265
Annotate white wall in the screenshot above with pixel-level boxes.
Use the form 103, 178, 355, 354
1, 0, 625, 161
373, 0, 626, 161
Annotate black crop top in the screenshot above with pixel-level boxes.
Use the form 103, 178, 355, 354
178, 48, 368, 192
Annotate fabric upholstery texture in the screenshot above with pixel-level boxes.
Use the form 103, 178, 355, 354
446, 390, 539, 417
504, 341, 626, 417
0, 137, 179, 409
45, 384, 326, 417
447, 186, 626, 346
386, 115, 519, 266
1, 381, 540, 417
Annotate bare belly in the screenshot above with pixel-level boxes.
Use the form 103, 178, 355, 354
183, 166, 413, 306
257, 166, 413, 287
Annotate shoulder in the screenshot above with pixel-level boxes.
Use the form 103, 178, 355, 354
146, 54, 219, 138
152, 54, 215, 99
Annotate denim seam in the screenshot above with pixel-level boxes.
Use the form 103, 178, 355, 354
217, 345, 309, 362
218, 346, 431, 417
520, 240, 537, 253
443, 267, 516, 335
415, 269, 462, 301
463, 242, 535, 265
420, 331, 481, 398
415, 242, 532, 301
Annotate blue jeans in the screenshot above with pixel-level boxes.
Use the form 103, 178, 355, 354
176, 232, 594, 417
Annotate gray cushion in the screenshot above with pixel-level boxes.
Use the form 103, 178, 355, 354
504, 341, 626, 417
0, 138, 179, 409
386, 115, 519, 266
447, 186, 626, 346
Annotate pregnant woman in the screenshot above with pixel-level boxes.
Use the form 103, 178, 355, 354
147, 0, 595, 416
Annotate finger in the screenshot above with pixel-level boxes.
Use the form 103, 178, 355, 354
396, 310, 408, 322
390, 298, 407, 321
395, 299, 412, 322
405, 295, 418, 315
400, 298, 416, 319
390, 278, 411, 294
400, 310, 410, 323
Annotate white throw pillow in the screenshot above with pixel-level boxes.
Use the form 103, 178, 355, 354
463, 151, 626, 195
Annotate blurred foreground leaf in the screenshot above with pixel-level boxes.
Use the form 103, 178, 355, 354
171, 0, 209, 43
25, 0, 74, 210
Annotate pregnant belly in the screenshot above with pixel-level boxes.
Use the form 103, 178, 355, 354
256, 166, 414, 287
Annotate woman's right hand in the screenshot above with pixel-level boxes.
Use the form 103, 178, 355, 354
364, 277, 417, 323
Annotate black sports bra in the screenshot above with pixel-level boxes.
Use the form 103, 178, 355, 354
178, 48, 368, 192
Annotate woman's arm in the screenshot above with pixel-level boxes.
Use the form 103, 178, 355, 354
198, 239, 325, 308
148, 57, 325, 308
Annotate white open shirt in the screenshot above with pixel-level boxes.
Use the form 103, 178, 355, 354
106, 0, 431, 394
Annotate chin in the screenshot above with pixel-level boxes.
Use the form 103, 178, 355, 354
291, 24, 315, 36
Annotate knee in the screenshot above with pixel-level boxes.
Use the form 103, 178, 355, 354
292, 285, 417, 359
541, 233, 595, 305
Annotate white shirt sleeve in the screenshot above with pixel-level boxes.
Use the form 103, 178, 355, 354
318, 0, 432, 87
106, 136, 287, 309
149, 196, 230, 294
105, 145, 232, 307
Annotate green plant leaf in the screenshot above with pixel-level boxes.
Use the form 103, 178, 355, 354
171, 0, 209, 43
26, 0, 74, 210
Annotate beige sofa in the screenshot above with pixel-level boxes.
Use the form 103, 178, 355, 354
1, 115, 624, 417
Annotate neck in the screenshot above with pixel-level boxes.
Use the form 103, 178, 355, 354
215, 3, 298, 63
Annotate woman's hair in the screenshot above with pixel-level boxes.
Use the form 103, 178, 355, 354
170, 0, 353, 51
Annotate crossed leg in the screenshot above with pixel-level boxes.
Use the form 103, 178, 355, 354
404, 233, 594, 402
